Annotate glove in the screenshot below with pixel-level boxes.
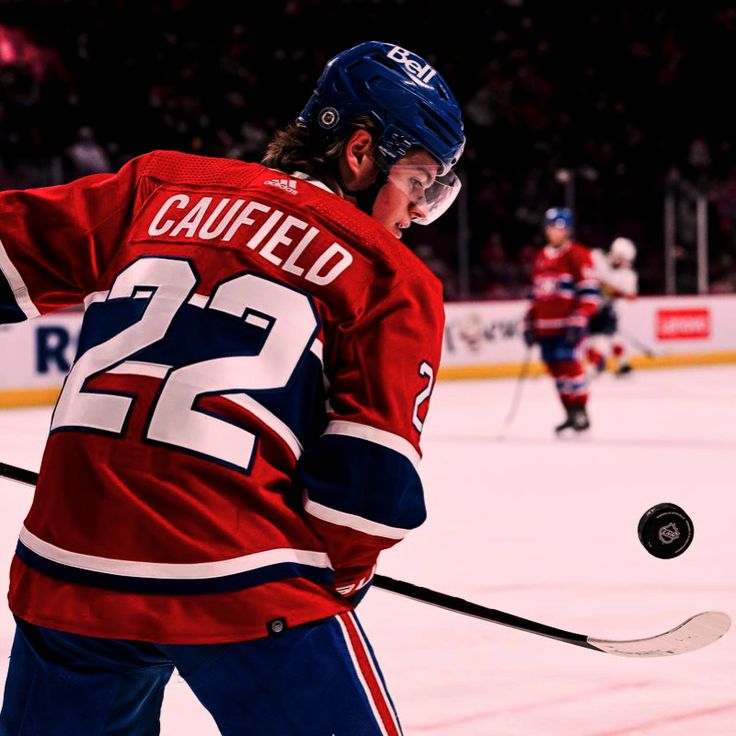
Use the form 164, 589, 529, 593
563, 324, 586, 346
345, 582, 372, 607
334, 566, 375, 607
522, 327, 535, 347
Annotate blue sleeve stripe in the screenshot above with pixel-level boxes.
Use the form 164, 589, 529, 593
0, 238, 40, 319
324, 420, 420, 467
298, 434, 426, 530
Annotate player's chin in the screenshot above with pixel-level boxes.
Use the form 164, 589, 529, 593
393, 222, 410, 239
375, 217, 405, 239
383, 224, 403, 239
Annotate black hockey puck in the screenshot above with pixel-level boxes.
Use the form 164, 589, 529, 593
637, 503, 694, 559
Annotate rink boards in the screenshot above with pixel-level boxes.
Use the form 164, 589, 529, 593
440, 294, 736, 379
1, 295, 735, 406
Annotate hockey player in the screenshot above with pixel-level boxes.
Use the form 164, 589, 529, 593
0, 42, 464, 735
523, 207, 600, 433
587, 237, 639, 375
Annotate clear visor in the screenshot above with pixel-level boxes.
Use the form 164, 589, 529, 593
380, 160, 462, 226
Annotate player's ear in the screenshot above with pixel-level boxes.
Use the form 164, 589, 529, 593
341, 129, 377, 188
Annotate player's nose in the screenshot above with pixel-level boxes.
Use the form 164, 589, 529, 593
409, 202, 427, 222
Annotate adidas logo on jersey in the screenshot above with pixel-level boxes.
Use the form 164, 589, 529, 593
386, 45, 438, 88
264, 178, 298, 195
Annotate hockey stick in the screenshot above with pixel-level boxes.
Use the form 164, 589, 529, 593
374, 575, 730, 657
619, 329, 658, 359
0, 462, 39, 486
0, 461, 730, 657
496, 346, 533, 439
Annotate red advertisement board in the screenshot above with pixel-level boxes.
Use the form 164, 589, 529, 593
656, 308, 710, 340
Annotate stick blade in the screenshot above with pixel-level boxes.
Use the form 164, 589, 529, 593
588, 611, 731, 657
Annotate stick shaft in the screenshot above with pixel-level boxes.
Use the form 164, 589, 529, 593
499, 347, 533, 432
0, 462, 39, 486
619, 329, 656, 358
373, 574, 597, 651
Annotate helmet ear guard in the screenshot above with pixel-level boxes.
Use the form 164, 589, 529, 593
374, 124, 413, 170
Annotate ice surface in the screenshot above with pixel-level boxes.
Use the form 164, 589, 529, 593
0, 365, 734, 734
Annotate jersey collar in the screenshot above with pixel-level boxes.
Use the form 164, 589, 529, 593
291, 171, 336, 194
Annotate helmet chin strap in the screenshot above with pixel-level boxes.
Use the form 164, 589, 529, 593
331, 162, 388, 217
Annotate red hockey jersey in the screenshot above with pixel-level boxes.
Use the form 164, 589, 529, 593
527, 242, 600, 337
0, 151, 444, 643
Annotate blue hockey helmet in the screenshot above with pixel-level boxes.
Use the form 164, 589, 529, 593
544, 207, 574, 229
298, 41, 465, 176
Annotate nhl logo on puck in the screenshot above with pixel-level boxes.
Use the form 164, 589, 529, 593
318, 107, 339, 129
637, 502, 694, 559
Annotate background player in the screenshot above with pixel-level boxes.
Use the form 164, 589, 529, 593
523, 207, 600, 433
587, 237, 639, 375
0, 41, 464, 736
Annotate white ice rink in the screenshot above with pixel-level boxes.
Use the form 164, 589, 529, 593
0, 365, 734, 735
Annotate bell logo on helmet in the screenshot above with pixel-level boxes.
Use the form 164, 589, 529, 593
386, 45, 438, 88
318, 107, 339, 129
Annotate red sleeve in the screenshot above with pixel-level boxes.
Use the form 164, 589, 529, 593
298, 269, 444, 602
526, 253, 541, 322
0, 155, 147, 319
570, 246, 601, 324
328, 270, 444, 449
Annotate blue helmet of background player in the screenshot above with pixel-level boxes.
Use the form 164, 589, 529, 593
298, 41, 465, 224
544, 207, 574, 230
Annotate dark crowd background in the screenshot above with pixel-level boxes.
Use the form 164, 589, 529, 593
2, 0, 736, 299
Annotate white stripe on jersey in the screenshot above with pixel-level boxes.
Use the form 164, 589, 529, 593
0, 237, 41, 318
19, 525, 332, 579
323, 420, 420, 467
303, 492, 410, 540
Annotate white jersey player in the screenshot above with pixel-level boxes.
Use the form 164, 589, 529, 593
586, 237, 638, 375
